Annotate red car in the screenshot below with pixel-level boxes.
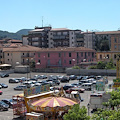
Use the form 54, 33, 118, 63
65, 87, 85, 94
0, 91, 3, 95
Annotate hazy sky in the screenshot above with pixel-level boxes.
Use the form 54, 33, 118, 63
1, 0, 120, 32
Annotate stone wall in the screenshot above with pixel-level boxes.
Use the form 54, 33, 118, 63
66, 68, 116, 76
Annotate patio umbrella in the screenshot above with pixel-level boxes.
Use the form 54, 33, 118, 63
28, 96, 78, 112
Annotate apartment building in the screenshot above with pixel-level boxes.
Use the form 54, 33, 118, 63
110, 33, 120, 51
1, 45, 40, 68
22, 27, 84, 48
82, 31, 95, 49
35, 47, 96, 69
96, 51, 119, 66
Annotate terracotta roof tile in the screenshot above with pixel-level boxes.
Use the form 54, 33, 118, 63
3, 45, 41, 52
36, 47, 95, 52
95, 31, 120, 35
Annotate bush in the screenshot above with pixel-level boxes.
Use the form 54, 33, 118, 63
72, 66, 80, 69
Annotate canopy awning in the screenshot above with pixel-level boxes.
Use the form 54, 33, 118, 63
0, 64, 11, 67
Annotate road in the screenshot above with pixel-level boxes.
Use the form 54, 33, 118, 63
0, 72, 116, 120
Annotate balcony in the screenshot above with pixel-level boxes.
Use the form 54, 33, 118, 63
21, 55, 34, 58
53, 35, 69, 40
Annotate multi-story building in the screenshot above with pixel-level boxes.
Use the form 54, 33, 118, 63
82, 31, 95, 49
1, 45, 40, 68
22, 27, 84, 48
35, 47, 96, 69
111, 33, 120, 51
96, 51, 119, 66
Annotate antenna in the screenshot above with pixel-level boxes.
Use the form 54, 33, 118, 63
42, 16, 43, 27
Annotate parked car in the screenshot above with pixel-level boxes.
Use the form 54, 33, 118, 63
63, 84, 74, 90
65, 87, 85, 94
1, 99, 16, 108
0, 85, 2, 89
0, 101, 9, 111
71, 82, 82, 87
69, 75, 77, 80
48, 75, 58, 80
46, 79, 60, 85
0, 83, 8, 88
23, 81, 35, 88
14, 85, 27, 90
40, 75, 47, 79
0, 91, 2, 95
60, 76, 69, 83
9, 78, 19, 83
80, 83, 93, 90
77, 76, 83, 80
0, 73, 9, 78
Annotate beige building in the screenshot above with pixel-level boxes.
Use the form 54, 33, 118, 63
1, 45, 40, 68
96, 51, 119, 66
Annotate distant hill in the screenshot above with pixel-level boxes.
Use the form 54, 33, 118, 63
16, 29, 32, 36
0, 29, 32, 40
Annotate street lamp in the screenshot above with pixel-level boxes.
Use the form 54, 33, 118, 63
104, 56, 108, 77
87, 103, 90, 116
72, 59, 75, 67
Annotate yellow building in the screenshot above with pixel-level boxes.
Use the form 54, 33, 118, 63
1, 44, 40, 68
96, 51, 120, 66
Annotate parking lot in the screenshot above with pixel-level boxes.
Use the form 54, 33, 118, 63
0, 72, 116, 120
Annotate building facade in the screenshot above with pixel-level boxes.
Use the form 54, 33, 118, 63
2, 45, 40, 68
22, 27, 84, 48
35, 47, 96, 69
111, 34, 120, 51
96, 51, 119, 66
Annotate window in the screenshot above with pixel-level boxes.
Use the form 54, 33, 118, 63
38, 59, 41, 63
38, 53, 40, 57
51, 33, 52, 35
48, 53, 50, 57
69, 53, 71, 57
77, 52, 79, 58
8, 53, 9, 56
100, 55, 102, 59
81, 52, 83, 57
23, 59, 24, 63
69, 60, 72, 64
114, 54, 116, 59
107, 54, 109, 59
92, 52, 94, 57
114, 45, 117, 49
8, 59, 9, 61
59, 53, 61, 57
114, 38, 117, 43
23, 53, 24, 55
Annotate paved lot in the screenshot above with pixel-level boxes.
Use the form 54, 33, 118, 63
0, 72, 116, 120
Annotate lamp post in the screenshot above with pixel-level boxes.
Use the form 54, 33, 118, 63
36, 62, 40, 71
87, 103, 90, 116
72, 59, 75, 67
104, 56, 108, 77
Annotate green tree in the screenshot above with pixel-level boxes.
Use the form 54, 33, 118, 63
63, 104, 90, 120
97, 61, 106, 69
92, 109, 120, 120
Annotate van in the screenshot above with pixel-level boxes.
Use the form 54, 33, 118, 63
80, 83, 93, 90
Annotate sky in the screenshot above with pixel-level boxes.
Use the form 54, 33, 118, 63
1, 0, 120, 33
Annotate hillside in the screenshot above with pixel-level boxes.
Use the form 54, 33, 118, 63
0, 29, 32, 40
